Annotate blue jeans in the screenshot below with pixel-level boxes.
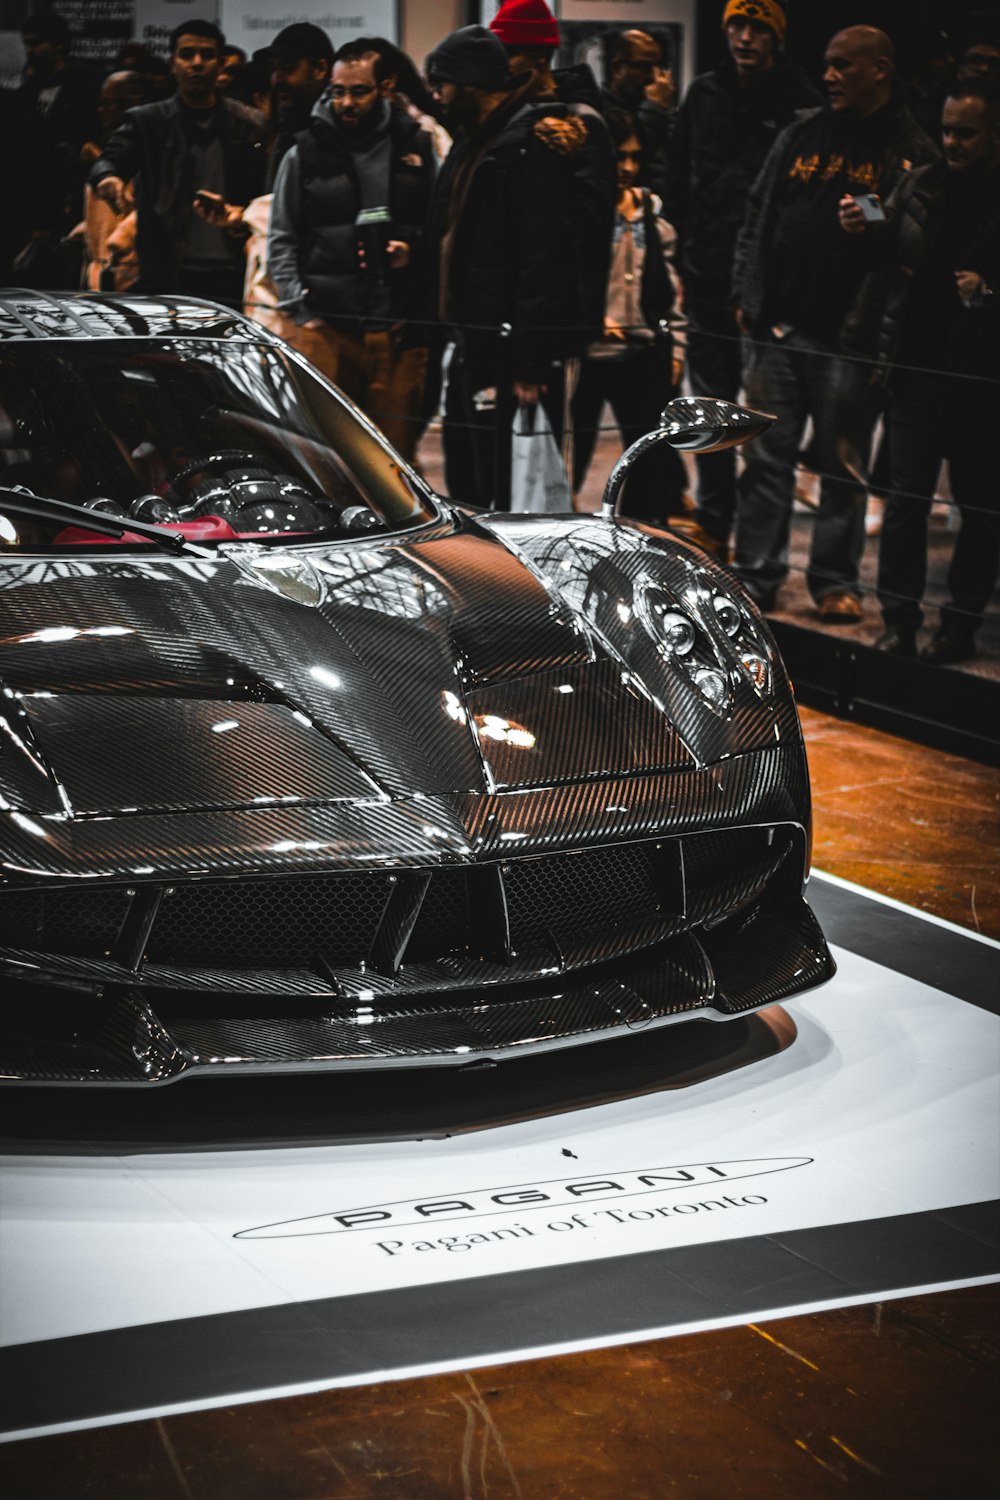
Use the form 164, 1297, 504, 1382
735, 329, 878, 604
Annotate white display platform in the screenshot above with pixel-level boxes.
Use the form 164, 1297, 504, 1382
1, 874, 997, 1439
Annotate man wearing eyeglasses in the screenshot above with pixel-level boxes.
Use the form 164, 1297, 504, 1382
267, 39, 436, 460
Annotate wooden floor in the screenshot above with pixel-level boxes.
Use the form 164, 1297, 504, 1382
7, 711, 1000, 1499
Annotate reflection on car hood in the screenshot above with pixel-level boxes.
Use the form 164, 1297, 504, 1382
0, 515, 800, 880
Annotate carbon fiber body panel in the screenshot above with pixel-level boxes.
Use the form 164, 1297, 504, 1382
0, 295, 834, 1084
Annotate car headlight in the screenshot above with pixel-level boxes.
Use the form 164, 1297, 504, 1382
703, 579, 773, 700
636, 576, 773, 711
658, 610, 696, 656
642, 589, 696, 656
694, 667, 728, 708
740, 652, 769, 694
713, 595, 743, 638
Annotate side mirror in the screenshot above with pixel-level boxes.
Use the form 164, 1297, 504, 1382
600, 398, 776, 521
658, 396, 776, 453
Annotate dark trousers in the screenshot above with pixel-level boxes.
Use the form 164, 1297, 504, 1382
444, 340, 567, 510
736, 329, 880, 604
686, 299, 744, 541
878, 368, 999, 633
571, 344, 686, 520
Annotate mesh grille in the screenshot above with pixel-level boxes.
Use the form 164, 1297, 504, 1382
683, 827, 790, 924
145, 873, 390, 968
0, 886, 129, 958
0, 830, 795, 977
505, 842, 664, 948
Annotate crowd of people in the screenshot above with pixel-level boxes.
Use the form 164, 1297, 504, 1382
3, 1, 999, 665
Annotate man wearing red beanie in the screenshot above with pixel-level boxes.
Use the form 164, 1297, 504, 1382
424, 23, 585, 507
489, 0, 615, 346
489, 0, 558, 50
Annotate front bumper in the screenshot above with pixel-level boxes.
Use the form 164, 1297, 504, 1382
0, 821, 834, 1085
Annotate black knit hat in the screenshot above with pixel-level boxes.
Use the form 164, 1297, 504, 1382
269, 22, 333, 65
426, 25, 509, 90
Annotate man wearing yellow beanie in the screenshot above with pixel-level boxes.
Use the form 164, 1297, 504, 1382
666, 0, 819, 561
722, 0, 787, 48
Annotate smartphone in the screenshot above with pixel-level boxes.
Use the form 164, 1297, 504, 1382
853, 193, 885, 223
194, 189, 225, 215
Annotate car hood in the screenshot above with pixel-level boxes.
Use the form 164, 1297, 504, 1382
0, 514, 801, 880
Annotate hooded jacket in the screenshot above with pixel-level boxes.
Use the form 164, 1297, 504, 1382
267, 94, 436, 328
423, 80, 585, 381
91, 96, 265, 292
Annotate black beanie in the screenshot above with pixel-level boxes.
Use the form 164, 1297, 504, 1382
426, 25, 509, 91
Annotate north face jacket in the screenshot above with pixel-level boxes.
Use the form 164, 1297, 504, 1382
268, 94, 436, 329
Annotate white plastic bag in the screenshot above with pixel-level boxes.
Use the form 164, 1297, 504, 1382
509, 402, 572, 514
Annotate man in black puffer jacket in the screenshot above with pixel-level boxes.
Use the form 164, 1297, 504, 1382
268, 39, 435, 460
665, 0, 821, 558
424, 25, 584, 509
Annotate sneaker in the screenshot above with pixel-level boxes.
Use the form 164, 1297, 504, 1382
920, 624, 976, 666
875, 625, 916, 656
818, 592, 864, 623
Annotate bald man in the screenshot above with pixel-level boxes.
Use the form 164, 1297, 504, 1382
78, 70, 154, 290
730, 24, 938, 619
600, 28, 675, 197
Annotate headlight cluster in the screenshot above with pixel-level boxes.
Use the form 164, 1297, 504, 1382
638, 577, 772, 712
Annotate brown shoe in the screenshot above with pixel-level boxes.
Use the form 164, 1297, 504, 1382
681, 521, 730, 562
818, 591, 864, 623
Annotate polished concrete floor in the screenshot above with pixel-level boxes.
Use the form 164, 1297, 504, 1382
5, 709, 998, 1497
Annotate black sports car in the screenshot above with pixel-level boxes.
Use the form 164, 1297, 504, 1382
0, 292, 833, 1085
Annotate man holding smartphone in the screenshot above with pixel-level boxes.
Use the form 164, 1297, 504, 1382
731, 25, 937, 619
91, 18, 264, 305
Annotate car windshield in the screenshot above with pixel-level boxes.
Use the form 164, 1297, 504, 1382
0, 338, 437, 549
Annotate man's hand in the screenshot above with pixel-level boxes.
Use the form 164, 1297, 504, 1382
603, 316, 627, 343
95, 175, 128, 216
671, 354, 684, 389
838, 193, 869, 234
387, 239, 410, 270
514, 381, 547, 406
357, 239, 410, 273
955, 270, 986, 300
645, 66, 675, 110
193, 192, 247, 237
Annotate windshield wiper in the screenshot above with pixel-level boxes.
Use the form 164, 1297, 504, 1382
0, 488, 213, 557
